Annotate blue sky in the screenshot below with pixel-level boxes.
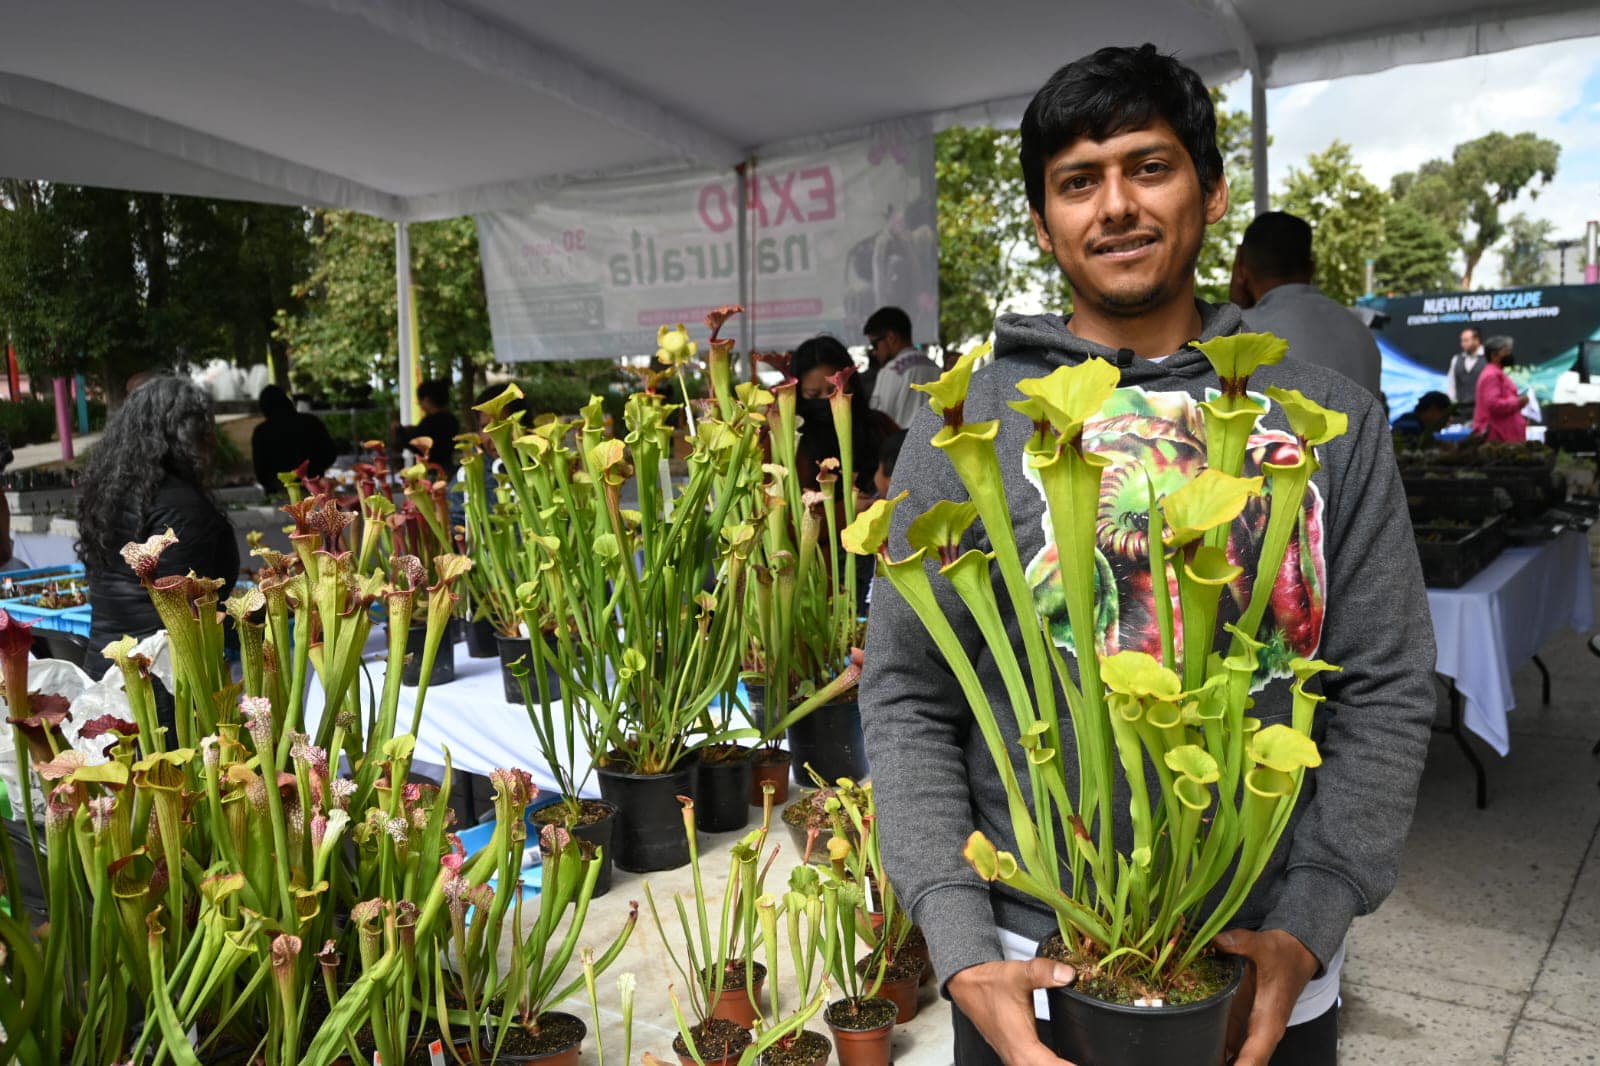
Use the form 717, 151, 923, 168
1219, 37, 1600, 287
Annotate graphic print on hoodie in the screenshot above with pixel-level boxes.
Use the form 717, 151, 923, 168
1023, 384, 1328, 688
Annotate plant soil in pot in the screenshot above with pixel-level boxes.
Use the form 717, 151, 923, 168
781, 788, 848, 863
1038, 938, 1245, 1066
749, 745, 791, 805
823, 998, 896, 1066
481, 1010, 587, 1065
465, 616, 498, 658
401, 618, 457, 687
858, 952, 924, 1023
497, 633, 562, 705
694, 745, 753, 832
786, 697, 867, 784
759, 1029, 831, 1066
531, 798, 618, 897
595, 755, 697, 872
671, 1018, 753, 1066
707, 960, 767, 1028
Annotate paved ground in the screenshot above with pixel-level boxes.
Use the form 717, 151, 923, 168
556, 574, 1600, 1065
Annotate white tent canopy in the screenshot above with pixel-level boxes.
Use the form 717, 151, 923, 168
3, 0, 1596, 223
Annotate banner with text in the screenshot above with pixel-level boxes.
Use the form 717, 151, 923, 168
476, 131, 937, 361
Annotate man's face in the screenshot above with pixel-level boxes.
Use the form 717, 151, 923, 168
863, 330, 897, 364
1460, 330, 1480, 354
1030, 120, 1227, 318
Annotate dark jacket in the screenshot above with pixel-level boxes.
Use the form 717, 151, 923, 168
252, 410, 339, 494
396, 411, 461, 477
860, 301, 1435, 986
85, 475, 239, 679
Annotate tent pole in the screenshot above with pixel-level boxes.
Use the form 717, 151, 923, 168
1250, 72, 1268, 216
395, 221, 416, 424
736, 161, 752, 378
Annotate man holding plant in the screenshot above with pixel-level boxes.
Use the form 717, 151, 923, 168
858, 44, 1435, 1066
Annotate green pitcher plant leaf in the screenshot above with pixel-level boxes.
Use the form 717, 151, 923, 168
1100, 650, 1183, 701
911, 341, 991, 425
1193, 332, 1288, 397
906, 501, 979, 566
1247, 724, 1323, 773
1160, 470, 1263, 547
840, 491, 905, 558
1264, 386, 1350, 447
1012, 358, 1121, 439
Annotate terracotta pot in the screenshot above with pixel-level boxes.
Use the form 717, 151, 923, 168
484, 1011, 587, 1064
825, 999, 895, 1066
672, 1020, 753, 1066
709, 961, 768, 1028
758, 1029, 831, 1066
749, 747, 791, 805
876, 970, 920, 1023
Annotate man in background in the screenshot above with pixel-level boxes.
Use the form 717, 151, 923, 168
1391, 390, 1453, 442
1445, 326, 1486, 424
394, 378, 461, 478
251, 384, 338, 495
862, 305, 940, 430
1230, 211, 1382, 396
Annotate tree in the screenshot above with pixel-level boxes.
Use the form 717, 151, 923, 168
275, 212, 492, 416
934, 126, 1038, 349
1276, 141, 1387, 305
1373, 199, 1457, 296
0, 181, 309, 398
1392, 131, 1560, 288
1499, 213, 1555, 288
1195, 86, 1258, 304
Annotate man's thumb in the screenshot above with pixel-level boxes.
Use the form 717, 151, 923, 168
1025, 957, 1076, 988
1212, 929, 1253, 956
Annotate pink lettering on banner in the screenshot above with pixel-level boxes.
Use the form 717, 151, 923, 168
800, 167, 835, 221
698, 184, 735, 233
768, 172, 803, 226
637, 299, 824, 328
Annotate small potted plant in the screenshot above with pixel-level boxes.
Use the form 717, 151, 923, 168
843, 335, 1341, 1065
819, 876, 895, 1066
646, 796, 779, 1064
747, 864, 834, 1066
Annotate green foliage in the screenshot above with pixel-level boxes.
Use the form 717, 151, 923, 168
934, 126, 1038, 349
1391, 131, 1560, 287
0, 399, 62, 449
1374, 200, 1457, 296
1498, 213, 1555, 288
1277, 141, 1386, 304
0, 181, 308, 392
277, 212, 492, 401
1196, 87, 1258, 304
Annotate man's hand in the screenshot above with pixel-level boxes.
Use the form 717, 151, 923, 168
947, 958, 1077, 1066
1213, 928, 1320, 1066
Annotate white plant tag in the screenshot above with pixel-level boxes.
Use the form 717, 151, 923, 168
1132, 997, 1165, 1008
429, 1038, 446, 1066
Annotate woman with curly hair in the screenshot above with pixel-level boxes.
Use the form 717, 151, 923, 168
77, 375, 238, 680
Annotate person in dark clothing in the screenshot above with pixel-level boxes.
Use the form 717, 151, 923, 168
251, 384, 339, 495
792, 335, 891, 502
77, 376, 239, 685
1391, 391, 1453, 440
395, 378, 461, 478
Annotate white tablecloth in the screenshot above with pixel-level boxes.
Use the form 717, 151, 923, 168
303, 641, 601, 799
1427, 530, 1595, 755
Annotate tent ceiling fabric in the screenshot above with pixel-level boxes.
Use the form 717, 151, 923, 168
0, 0, 1594, 221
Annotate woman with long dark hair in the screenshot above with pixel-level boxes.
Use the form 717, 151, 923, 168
77, 376, 238, 679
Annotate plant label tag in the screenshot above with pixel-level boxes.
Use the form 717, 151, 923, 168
187, 1025, 199, 1048
372, 1055, 382, 1065
429, 1039, 445, 1066
1133, 997, 1165, 1008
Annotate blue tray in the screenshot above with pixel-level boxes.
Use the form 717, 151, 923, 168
2, 595, 93, 638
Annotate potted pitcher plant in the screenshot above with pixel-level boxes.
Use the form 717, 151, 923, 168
842, 334, 1341, 1066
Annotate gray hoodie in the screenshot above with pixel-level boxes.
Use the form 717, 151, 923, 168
859, 302, 1436, 988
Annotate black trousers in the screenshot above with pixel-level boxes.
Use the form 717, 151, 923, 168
951, 1000, 1338, 1065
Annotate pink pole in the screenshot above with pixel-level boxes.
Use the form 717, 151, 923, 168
53, 376, 74, 461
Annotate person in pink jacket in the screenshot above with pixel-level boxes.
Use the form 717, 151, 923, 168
1472, 335, 1527, 443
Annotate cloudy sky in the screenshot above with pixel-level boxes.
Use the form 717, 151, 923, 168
1219, 36, 1600, 288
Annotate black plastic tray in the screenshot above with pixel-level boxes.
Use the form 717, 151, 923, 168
1415, 516, 1507, 588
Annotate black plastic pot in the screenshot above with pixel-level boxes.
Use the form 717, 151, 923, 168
595, 757, 697, 872
786, 698, 867, 785
1039, 948, 1244, 1066
537, 799, 618, 898
693, 747, 752, 833
497, 634, 563, 704
401, 618, 457, 687
465, 617, 499, 658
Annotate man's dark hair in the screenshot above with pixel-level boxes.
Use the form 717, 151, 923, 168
417, 378, 451, 407
1462, 326, 1482, 343
1239, 212, 1314, 280
1020, 43, 1223, 216
879, 428, 907, 480
863, 307, 912, 345
1415, 391, 1452, 413
258, 384, 295, 419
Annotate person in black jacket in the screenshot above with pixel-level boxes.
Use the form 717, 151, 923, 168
251, 385, 339, 495
77, 376, 239, 684
394, 378, 461, 478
